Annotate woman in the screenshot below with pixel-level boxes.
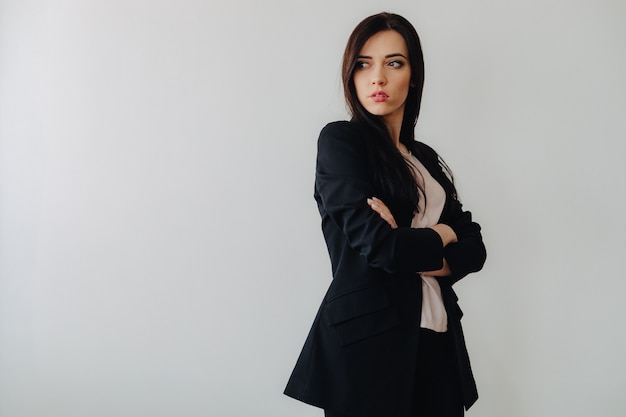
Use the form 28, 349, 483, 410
284, 12, 486, 417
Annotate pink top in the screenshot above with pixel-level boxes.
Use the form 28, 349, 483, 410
404, 152, 448, 332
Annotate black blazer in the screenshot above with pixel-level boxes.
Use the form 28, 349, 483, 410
285, 121, 487, 417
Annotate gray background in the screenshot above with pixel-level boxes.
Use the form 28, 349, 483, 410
1, 0, 625, 416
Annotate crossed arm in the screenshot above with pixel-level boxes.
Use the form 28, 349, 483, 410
316, 122, 485, 277
367, 197, 455, 277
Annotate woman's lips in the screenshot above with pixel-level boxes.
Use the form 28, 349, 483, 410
370, 91, 389, 102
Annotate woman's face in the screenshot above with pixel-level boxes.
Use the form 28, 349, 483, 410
353, 30, 412, 127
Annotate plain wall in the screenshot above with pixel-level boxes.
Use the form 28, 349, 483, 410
1, 1, 625, 416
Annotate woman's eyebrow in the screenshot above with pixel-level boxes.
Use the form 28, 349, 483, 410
385, 53, 408, 59
357, 53, 408, 59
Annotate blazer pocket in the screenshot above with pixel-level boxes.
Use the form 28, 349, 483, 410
325, 287, 400, 346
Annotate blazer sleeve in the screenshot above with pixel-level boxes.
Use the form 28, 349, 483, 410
442, 199, 487, 283
315, 122, 445, 273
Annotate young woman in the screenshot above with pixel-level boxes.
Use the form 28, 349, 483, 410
284, 12, 486, 417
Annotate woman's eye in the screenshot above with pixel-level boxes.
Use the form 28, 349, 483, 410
355, 61, 369, 69
388, 60, 404, 68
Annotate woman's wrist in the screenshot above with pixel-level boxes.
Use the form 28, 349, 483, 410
429, 224, 458, 246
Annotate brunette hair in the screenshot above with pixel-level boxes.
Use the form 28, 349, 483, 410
342, 12, 456, 214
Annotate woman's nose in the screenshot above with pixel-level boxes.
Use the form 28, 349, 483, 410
371, 69, 386, 85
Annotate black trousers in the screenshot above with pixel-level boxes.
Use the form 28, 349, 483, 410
324, 329, 464, 417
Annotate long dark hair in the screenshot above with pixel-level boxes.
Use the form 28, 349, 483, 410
342, 12, 456, 214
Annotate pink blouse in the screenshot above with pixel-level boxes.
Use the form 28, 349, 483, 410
404, 152, 448, 332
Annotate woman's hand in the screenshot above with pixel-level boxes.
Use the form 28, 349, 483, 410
367, 197, 398, 229
422, 259, 452, 277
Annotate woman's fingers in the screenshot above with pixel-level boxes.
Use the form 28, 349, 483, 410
367, 197, 398, 229
367, 197, 385, 210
